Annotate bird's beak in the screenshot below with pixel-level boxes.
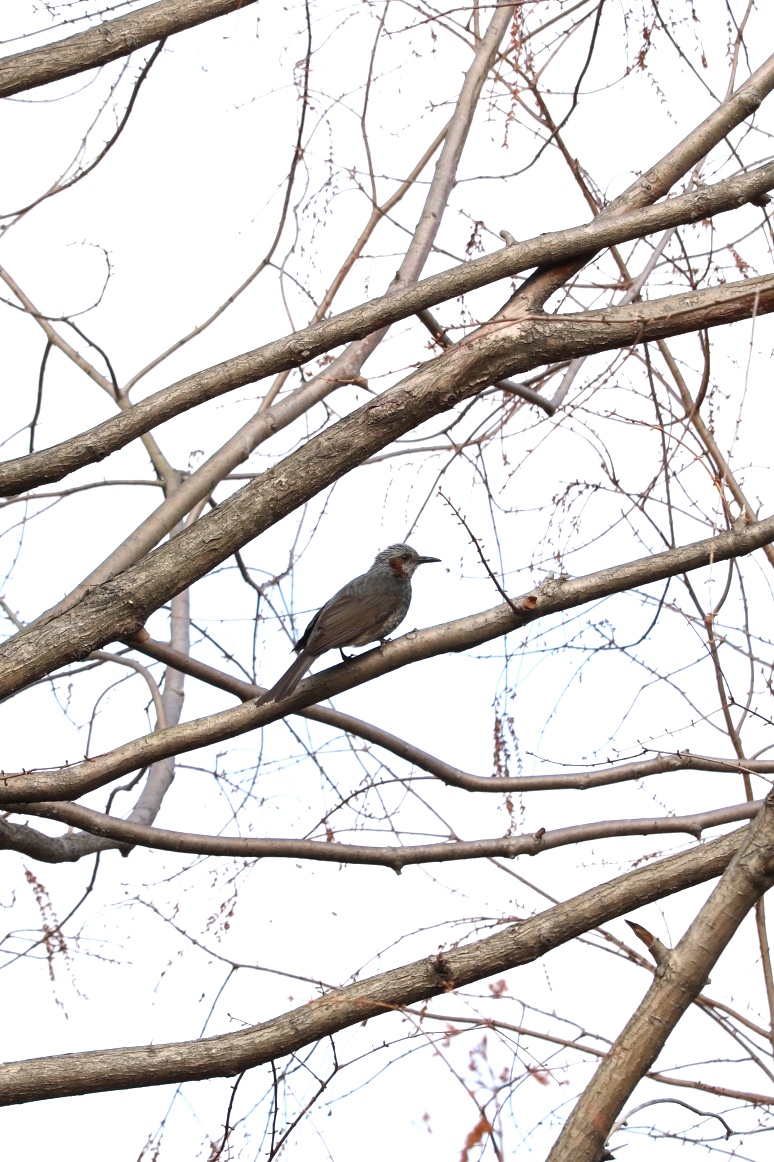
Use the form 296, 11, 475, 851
416, 555, 441, 565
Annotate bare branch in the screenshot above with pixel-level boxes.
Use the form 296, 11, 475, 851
0, 828, 747, 1105
0, 265, 176, 486
408, 1008, 774, 1106
5, 797, 758, 867
0, 161, 770, 498
130, 634, 774, 793
124, 588, 189, 827
1, 273, 772, 702
547, 795, 774, 1161
504, 48, 774, 315
0, 0, 259, 98
4, 516, 774, 801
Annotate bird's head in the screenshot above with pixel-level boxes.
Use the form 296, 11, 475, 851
375, 543, 441, 579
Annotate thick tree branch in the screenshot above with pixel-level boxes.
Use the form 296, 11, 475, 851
547, 794, 774, 1161
0, 828, 746, 1105
0, 0, 259, 98
1, 275, 772, 703
31, 2, 516, 624
3, 517, 774, 802
0, 162, 771, 499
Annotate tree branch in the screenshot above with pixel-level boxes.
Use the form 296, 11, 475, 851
0, 828, 747, 1105
124, 588, 189, 827
29, 2, 517, 624
3, 516, 774, 801
4, 797, 757, 867
2, 276, 774, 702
407, 1008, 774, 1107
0, 161, 771, 498
130, 634, 774, 793
0, 0, 259, 98
502, 48, 774, 315
547, 794, 774, 1161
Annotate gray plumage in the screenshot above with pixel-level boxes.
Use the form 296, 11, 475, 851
258, 543, 440, 705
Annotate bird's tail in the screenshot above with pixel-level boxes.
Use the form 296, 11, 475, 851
257, 650, 314, 706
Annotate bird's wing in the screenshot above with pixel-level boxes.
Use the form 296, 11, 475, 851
304, 587, 402, 654
294, 606, 323, 654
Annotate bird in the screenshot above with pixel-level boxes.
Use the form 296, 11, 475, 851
257, 543, 440, 705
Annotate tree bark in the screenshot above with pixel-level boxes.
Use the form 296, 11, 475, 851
0, 828, 746, 1105
547, 795, 774, 1162
0, 0, 259, 98
2, 516, 774, 801
1, 162, 772, 499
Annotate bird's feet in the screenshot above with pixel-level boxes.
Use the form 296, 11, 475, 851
339, 648, 355, 662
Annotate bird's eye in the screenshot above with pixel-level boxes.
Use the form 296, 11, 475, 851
401, 553, 410, 560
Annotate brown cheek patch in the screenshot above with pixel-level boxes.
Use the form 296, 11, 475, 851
388, 556, 405, 577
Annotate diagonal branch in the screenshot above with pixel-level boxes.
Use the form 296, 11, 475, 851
0, 274, 772, 701
0, 0, 259, 98
0, 828, 747, 1105
130, 634, 774, 793
3, 515, 774, 803
502, 48, 774, 316
547, 793, 774, 1162
27, 2, 516, 624
0, 265, 177, 486
0, 161, 771, 499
